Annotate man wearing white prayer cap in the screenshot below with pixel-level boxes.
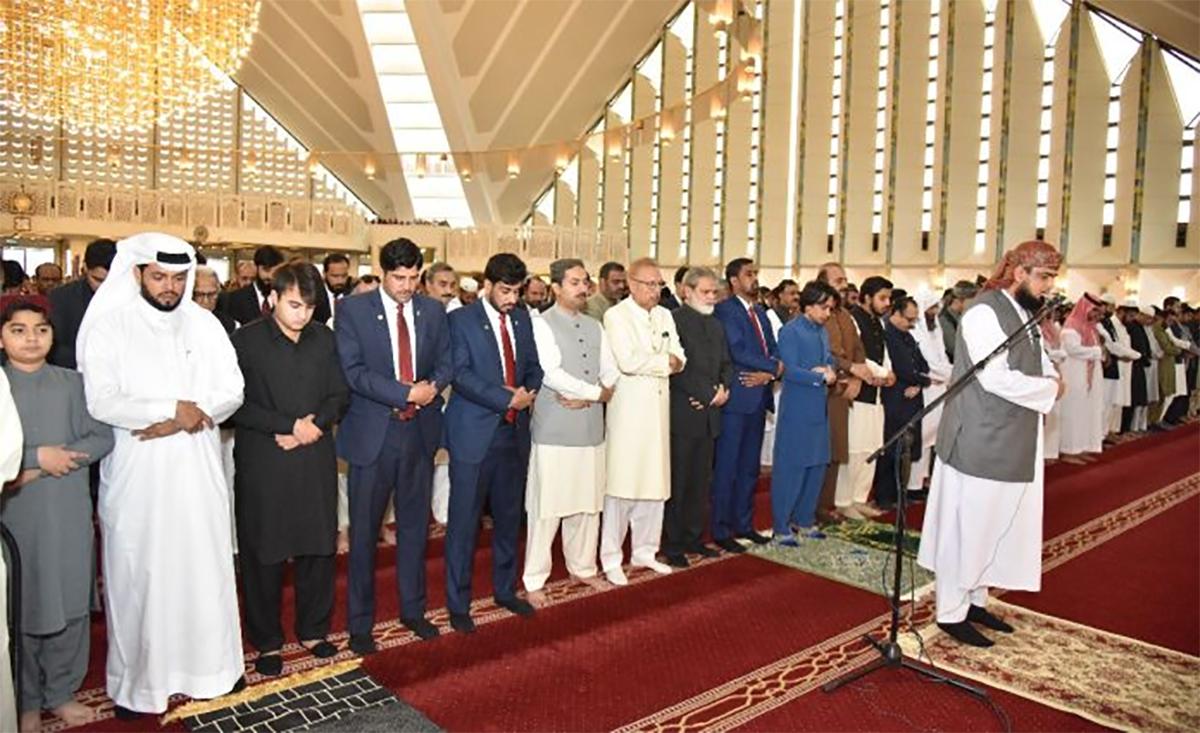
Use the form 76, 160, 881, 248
77, 233, 246, 718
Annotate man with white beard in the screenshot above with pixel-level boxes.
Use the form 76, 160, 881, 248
919, 240, 1065, 648
77, 233, 246, 717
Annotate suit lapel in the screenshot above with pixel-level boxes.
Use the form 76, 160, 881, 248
370, 289, 397, 378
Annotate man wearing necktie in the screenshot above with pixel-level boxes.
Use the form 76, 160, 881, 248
335, 239, 453, 654
711, 259, 782, 551
444, 253, 543, 634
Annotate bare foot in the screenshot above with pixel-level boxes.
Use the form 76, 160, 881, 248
572, 574, 609, 591
51, 700, 95, 727
336, 529, 350, 554
527, 590, 549, 608
19, 710, 42, 733
380, 526, 397, 546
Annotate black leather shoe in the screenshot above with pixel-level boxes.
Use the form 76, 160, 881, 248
715, 538, 747, 554
229, 675, 247, 694
496, 596, 536, 617
689, 543, 721, 558
937, 621, 994, 648
665, 553, 689, 568
968, 605, 1014, 633
737, 531, 771, 545
402, 616, 440, 640
450, 613, 476, 634
349, 634, 378, 656
254, 654, 283, 677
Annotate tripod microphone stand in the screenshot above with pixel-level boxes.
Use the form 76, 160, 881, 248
822, 294, 1061, 697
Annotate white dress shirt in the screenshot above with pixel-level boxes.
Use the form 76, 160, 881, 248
481, 296, 518, 382
380, 287, 418, 381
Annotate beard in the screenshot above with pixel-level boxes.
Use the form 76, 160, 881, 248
327, 279, 351, 296
1014, 282, 1044, 312
689, 301, 714, 315
141, 284, 183, 312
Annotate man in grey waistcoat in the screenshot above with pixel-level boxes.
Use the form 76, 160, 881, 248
918, 240, 1066, 648
523, 259, 620, 607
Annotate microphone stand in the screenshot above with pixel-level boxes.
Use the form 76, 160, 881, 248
823, 294, 1060, 697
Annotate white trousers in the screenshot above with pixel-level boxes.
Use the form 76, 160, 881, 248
523, 512, 600, 592
1105, 402, 1122, 434
835, 452, 877, 507
600, 496, 664, 571
431, 460, 450, 525
1132, 406, 1149, 432
936, 578, 990, 623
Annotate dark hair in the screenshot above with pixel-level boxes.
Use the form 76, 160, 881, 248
772, 279, 798, 296
892, 296, 917, 315
484, 253, 527, 286
845, 283, 858, 293
798, 280, 838, 310
193, 251, 207, 265
253, 246, 285, 270
2, 261, 28, 288
323, 253, 351, 270
598, 261, 625, 281
379, 238, 424, 272
891, 288, 909, 305
424, 262, 454, 283
272, 262, 322, 306
724, 257, 754, 282
359, 274, 380, 285
0, 293, 51, 326
84, 238, 118, 271
550, 258, 585, 285
673, 265, 689, 285
860, 276, 893, 300
1163, 296, 1181, 309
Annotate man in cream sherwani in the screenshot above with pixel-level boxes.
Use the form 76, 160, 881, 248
601, 258, 686, 586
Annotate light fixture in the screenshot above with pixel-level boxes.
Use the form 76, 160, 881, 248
363, 157, 376, 180
711, 96, 727, 121
106, 144, 121, 169
660, 124, 675, 145
305, 152, 320, 177
709, 0, 733, 37
415, 153, 427, 179
507, 155, 520, 179
243, 149, 258, 174
555, 154, 568, 173
0, 0, 262, 132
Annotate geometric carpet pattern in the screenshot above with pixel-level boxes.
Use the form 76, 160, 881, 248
899, 600, 1200, 732
747, 535, 933, 597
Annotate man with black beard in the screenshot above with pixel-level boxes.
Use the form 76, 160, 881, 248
322, 253, 352, 326
222, 245, 285, 327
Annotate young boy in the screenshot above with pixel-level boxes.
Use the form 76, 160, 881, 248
0, 294, 113, 732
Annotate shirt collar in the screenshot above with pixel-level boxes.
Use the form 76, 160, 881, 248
481, 295, 504, 322
737, 295, 757, 312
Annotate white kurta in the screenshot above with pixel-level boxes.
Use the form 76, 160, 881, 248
917, 292, 1058, 624
603, 299, 685, 501
761, 309, 785, 467
1058, 328, 1104, 454
81, 299, 245, 713
1043, 344, 1066, 460
526, 314, 620, 518
0, 369, 23, 733
909, 307, 953, 489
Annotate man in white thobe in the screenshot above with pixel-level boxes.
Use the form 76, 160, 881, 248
524, 259, 620, 605
601, 258, 686, 586
0, 368, 24, 733
77, 233, 245, 716
1097, 296, 1141, 438
907, 291, 952, 492
919, 240, 1064, 648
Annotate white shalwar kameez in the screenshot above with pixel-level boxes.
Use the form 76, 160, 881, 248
1099, 321, 1141, 433
77, 233, 246, 713
601, 298, 686, 573
909, 292, 953, 490
918, 292, 1058, 624
523, 316, 620, 592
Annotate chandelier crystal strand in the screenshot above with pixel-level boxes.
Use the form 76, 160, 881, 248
0, 0, 260, 133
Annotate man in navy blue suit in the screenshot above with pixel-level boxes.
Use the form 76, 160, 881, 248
444, 253, 543, 633
712, 258, 782, 552
335, 238, 453, 655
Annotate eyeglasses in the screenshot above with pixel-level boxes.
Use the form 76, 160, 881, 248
631, 278, 665, 289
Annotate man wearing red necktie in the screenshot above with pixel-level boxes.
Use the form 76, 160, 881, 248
711, 258, 783, 552
444, 253, 544, 634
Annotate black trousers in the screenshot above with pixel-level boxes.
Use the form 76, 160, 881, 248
1164, 395, 1189, 423
1121, 406, 1135, 433
240, 552, 335, 653
664, 433, 714, 555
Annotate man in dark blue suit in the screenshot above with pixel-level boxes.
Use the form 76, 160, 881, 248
712, 258, 782, 551
444, 253, 543, 633
335, 238, 453, 654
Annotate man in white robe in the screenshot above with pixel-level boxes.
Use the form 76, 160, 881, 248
1058, 295, 1105, 459
919, 240, 1064, 648
524, 260, 620, 605
77, 233, 245, 716
0, 368, 24, 733
908, 291, 952, 491
601, 258, 686, 585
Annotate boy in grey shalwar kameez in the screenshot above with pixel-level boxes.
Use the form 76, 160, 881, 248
0, 294, 112, 732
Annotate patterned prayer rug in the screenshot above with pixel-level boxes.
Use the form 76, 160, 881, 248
822, 518, 922, 556
898, 600, 1200, 732
748, 536, 933, 596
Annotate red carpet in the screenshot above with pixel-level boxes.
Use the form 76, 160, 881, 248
1008, 494, 1200, 655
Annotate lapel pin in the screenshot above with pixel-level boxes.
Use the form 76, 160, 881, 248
376, 314, 383, 321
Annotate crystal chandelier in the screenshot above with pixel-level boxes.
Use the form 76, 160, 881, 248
0, 0, 261, 133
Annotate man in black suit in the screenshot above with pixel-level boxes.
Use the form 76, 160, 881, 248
664, 267, 732, 568
222, 245, 285, 327
49, 238, 117, 368
877, 295, 931, 510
